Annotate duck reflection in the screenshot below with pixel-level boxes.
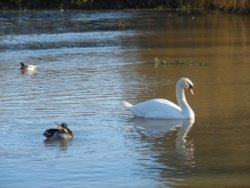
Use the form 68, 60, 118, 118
129, 118, 195, 183
43, 138, 72, 151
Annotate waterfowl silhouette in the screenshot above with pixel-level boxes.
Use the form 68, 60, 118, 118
19, 62, 37, 71
43, 123, 73, 139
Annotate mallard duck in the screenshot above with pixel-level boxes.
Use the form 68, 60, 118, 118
43, 123, 73, 139
19, 62, 37, 71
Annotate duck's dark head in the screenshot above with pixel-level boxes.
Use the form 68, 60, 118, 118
20, 62, 26, 69
60, 123, 68, 129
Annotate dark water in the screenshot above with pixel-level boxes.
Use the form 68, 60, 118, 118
0, 10, 249, 187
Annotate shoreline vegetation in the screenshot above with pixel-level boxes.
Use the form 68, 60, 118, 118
0, 0, 249, 14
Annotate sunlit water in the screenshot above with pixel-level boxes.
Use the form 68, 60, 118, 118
0, 10, 249, 187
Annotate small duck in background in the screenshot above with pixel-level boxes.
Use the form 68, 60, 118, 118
43, 123, 73, 139
19, 62, 37, 71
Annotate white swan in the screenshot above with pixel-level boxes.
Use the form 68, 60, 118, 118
123, 77, 195, 119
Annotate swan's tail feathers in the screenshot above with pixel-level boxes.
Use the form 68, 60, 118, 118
122, 101, 132, 108
123, 101, 143, 117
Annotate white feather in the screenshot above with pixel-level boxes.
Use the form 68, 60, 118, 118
123, 78, 195, 119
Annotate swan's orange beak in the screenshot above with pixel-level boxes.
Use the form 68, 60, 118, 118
188, 88, 194, 95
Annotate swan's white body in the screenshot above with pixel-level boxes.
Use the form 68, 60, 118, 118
123, 78, 195, 119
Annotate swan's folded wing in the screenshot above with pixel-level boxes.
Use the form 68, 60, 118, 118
130, 99, 182, 118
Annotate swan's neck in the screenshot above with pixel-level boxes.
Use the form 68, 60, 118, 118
176, 83, 193, 116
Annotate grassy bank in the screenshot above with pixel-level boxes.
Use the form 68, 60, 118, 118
0, 0, 249, 13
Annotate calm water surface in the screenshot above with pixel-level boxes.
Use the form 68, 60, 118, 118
0, 10, 249, 187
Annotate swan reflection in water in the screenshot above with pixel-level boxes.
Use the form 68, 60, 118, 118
128, 118, 195, 169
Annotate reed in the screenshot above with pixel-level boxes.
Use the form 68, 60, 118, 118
154, 58, 208, 69
188, 0, 250, 13
0, 0, 249, 13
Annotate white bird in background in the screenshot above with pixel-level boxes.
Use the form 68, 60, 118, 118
123, 77, 195, 119
19, 62, 37, 71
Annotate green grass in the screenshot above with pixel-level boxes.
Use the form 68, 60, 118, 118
154, 57, 208, 69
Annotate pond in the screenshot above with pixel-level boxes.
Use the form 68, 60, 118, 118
0, 10, 249, 188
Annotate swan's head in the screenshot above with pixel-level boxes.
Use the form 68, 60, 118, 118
180, 78, 194, 95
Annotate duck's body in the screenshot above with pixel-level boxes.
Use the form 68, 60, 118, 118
123, 78, 195, 120
20, 62, 37, 71
43, 123, 73, 139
